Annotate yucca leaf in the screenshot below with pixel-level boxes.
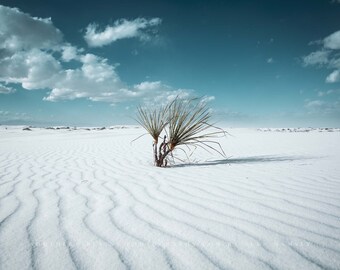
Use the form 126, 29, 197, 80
135, 105, 168, 143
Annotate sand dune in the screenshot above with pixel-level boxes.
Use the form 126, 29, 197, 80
0, 127, 339, 269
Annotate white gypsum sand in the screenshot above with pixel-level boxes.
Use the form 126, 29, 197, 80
0, 127, 339, 269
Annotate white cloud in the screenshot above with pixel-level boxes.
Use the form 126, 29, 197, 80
133, 81, 164, 91
0, 49, 62, 89
305, 100, 326, 109
0, 5, 62, 53
44, 67, 194, 104
201, 95, 215, 103
267, 58, 274, 64
303, 30, 340, 83
80, 54, 117, 82
329, 57, 340, 69
317, 89, 340, 96
327, 89, 339, 94
0, 83, 15, 94
131, 81, 196, 105
326, 70, 340, 83
0, 110, 30, 123
61, 44, 82, 62
84, 18, 162, 47
304, 99, 340, 115
324, 30, 340, 50
127, 80, 208, 106
302, 50, 330, 66
0, 5, 63, 89
44, 53, 126, 102
0, 5, 196, 105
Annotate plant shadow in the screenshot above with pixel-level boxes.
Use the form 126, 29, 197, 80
172, 155, 317, 168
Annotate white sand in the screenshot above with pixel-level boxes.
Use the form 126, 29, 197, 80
0, 127, 340, 270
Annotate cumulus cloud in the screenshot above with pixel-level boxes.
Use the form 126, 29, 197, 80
324, 30, 340, 50
61, 44, 82, 62
0, 5, 63, 90
326, 70, 340, 83
134, 81, 164, 91
302, 30, 340, 83
0, 5, 196, 105
0, 49, 62, 90
44, 53, 126, 102
84, 18, 162, 47
131, 81, 197, 106
0, 5, 62, 53
0, 83, 15, 94
44, 64, 198, 104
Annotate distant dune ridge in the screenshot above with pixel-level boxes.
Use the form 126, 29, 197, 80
0, 126, 340, 269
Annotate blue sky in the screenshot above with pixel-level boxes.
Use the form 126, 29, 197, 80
0, 0, 340, 127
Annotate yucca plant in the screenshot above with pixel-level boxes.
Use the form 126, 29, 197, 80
135, 104, 169, 165
136, 97, 225, 167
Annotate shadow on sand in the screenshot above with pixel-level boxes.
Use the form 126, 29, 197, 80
173, 155, 316, 168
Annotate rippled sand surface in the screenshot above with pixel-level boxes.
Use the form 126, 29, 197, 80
1, 127, 339, 269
